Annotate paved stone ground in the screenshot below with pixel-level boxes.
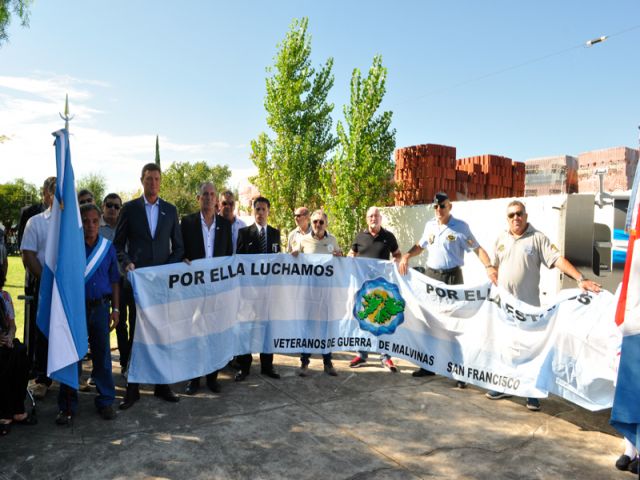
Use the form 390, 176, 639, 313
3, 353, 633, 480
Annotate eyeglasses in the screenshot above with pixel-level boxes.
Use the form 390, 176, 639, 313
221, 201, 234, 206
105, 203, 121, 210
433, 203, 447, 210
507, 211, 525, 219
79, 199, 93, 205
312, 220, 325, 225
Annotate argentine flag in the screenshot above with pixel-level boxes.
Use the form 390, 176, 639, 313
36, 129, 87, 389
610, 154, 640, 447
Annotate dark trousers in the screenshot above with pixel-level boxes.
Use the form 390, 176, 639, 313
0, 340, 30, 419
58, 303, 115, 414
116, 279, 135, 370
25, 278, 51, 386
425, 266, 463, 285
300, 353, 332, 365
237, 353, 273, 373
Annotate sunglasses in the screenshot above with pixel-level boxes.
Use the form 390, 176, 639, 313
105, 203, 121, 210
221, 201, 234, 206
433, 203, 447, 210
312, 220, 325, 225
507, 211, 525, 219
79, 199, 93, 205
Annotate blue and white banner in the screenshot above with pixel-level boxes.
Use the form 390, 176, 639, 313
36, 129, 87, 389
129, 254, 620, 411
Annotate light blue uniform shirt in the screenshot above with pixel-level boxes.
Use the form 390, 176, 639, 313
418, 215, 479, 270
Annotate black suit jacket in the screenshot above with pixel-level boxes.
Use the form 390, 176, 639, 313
114, 196, 184, 269
236, 223, 281, 255
180, 212, 233, 260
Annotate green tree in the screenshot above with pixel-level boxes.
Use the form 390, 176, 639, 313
0, 0, 32, 45
321, 55, 396, 247
161, 161, 231, 216
77, 172, 107, 204
0, 178, 38, 228
250, 17, 336, 231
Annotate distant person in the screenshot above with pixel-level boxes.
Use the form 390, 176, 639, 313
292, 209, 341, 376
114, 163, 184, 410
348, 206, 401, 372
484, 200, 600, 411
77, 189, 95, 206
398, 192, 496, 385
99, 193, 122, 241
287, 207, 310, 253
235, 196, 281, 381
20, 176, 57, 399
56, 204, 120, 425
181, 182, 233, 395
219, 190, 246, 254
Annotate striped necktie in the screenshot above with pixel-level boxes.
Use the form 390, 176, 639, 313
259, 227, 267, 253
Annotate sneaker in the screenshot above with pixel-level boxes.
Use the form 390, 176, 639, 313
30, 382, 48, 400
412, 368, 435, 377
79, 378, 91, 392
456, 381, 467, 389
381, 358, 398, 372
526, 398, 541, 411
55, 411, 73, 426
349, 356, 366, 368
298, 363, 309, 377
324, 363, 338, 376
485, 390, 512, 400
98, 406, 115, 420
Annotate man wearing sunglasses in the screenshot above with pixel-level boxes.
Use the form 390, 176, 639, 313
99, 193, 122, 241
219, 191, 246, 254
287, 207, 310, 253
398, 192, 496, 382
485, 200, 601, 411
293, 210, 342, 376
77, 189, 95, 206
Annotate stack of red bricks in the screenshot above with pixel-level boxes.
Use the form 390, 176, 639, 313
524, 156, 578, 196
394, 144, 526, 205
394, 144, 457, 205
456, 155, 524, 200
577, 147, 639, 193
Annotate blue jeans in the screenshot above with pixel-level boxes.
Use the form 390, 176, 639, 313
58, 303, 115, 414
359, 351, 390, 361
300, 353, 332, 365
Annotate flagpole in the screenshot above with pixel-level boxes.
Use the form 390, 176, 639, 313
58, 94, 74, 133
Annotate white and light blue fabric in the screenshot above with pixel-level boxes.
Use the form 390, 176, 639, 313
84, 236, 111, 282
128, 254, 620, 411
36, 129, 88, 389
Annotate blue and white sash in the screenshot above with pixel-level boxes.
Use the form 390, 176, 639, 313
84, 236, 111, 283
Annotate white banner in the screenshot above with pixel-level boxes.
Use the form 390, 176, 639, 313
128, 254, 620, 411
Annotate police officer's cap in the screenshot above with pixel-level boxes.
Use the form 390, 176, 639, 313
433, 192, 449, 205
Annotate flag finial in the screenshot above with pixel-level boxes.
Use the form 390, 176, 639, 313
59, 94, 74, 131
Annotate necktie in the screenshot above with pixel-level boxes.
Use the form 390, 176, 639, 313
259, 227, 267, 253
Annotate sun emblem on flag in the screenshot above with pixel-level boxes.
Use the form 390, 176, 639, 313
353, 277, 406, 335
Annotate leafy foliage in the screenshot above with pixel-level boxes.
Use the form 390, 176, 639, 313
0, 0, 32, 45
77, 172, 107, 204
0, 178, 38, 228
160, 161, 231, 216
321, 55, 396, 247
250, 17, 336, 232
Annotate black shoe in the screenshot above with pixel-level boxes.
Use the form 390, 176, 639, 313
55, 411, 73, 426
206, 378, 221, 393
234, 370, 249, 382
456, 381, 467, 389
97, 405, 115, 420
630, 458, 639, 474
616, 454, 632, 471
412, 368, 435, 377
261, 368, 280, 379
118, 385, 140, 410
184, 379, 200, 395
154, 385, 180, 403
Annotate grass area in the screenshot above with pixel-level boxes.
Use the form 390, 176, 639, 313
5, 255, 25, 341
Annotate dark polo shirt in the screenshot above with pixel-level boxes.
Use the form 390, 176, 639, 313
352, 228, 399, 260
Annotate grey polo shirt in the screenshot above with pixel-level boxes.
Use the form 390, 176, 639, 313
493, 223, 561, 306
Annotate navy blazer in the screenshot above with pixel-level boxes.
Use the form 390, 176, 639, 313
180, 212, 233, 260
114, 196, 184, 269
236, 223, 281, 255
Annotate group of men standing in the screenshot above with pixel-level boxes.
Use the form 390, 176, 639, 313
18, 163, 602, 423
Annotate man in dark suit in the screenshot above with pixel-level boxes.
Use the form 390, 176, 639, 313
235, 196, 281, 381
181, 182, 233, 395
114, 163, 185, 410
